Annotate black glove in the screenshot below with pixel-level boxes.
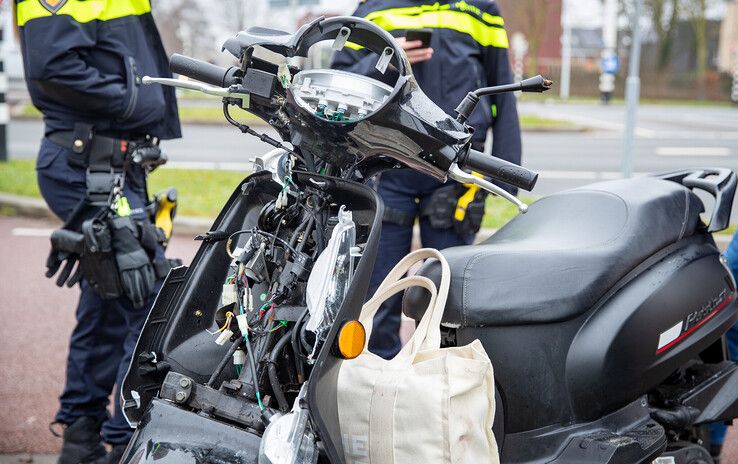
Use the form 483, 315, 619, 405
46, 229, 85, 288
129, 142, 166, 170
110, 216, 156, 308
45, 200, 102, 288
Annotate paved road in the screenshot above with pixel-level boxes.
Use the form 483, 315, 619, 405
0, 216, 202, 455
12, 103, 738, 218
10, 101, 738, 197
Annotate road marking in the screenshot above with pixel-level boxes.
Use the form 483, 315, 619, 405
656, 147, 731, 157
11, 227, 54, 237
537, 170, 647, 180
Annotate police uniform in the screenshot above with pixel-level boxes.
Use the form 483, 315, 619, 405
15, 0, 180, 458
332, 0, 521, 358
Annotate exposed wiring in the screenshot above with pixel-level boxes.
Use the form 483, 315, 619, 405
207, 311, 234, 335
222, 102, 307, 166
226, 228, 298, 258
269, 320, 288, 333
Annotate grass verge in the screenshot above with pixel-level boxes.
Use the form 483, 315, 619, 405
0, 160, 245, 218
15, 103, 575, 131
0, 160, 524, 229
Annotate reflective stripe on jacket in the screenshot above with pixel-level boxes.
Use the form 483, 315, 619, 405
332, 0, 521, 166
15, 0, 181, 140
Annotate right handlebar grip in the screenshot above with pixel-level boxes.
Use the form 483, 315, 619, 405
461, 149, 538, 191
169, 53, 239, 87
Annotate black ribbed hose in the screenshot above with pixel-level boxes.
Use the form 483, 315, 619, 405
268, 330, 293, 411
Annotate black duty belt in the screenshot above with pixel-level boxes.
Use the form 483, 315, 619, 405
48, 123, 129, 204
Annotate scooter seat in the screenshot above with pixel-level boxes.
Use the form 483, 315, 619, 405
403, 177, 705, 327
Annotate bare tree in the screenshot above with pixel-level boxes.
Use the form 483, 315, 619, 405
681, 0, 709, 98
498, 0, 550, 74
646, 0, 680, 72
221, 0, 248, 33
153, 0, 216, 61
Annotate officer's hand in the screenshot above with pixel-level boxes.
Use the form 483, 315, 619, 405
397, 38, 433, 64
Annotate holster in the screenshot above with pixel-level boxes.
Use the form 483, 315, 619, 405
80, 218, 124, 299
419, 184, 486, 236
420, 184, 459, 230
454, 189, 487, 236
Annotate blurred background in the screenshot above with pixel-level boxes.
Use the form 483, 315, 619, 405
0, 0, 737, 461
1, 0, 736, 102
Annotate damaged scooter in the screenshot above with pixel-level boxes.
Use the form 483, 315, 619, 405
119, 16, 738, 464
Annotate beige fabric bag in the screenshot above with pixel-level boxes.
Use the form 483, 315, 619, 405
336, 248, 499, 464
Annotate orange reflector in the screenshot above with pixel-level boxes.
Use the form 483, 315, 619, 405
337, 320, 366, 359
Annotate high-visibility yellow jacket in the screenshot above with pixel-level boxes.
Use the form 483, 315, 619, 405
15, 0, 181, 140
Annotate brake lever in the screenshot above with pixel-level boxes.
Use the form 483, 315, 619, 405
141, 76, 251, 108
448, 163, 529, 214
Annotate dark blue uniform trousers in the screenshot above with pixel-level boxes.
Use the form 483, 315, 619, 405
710, 232, 738, 446
368, 169, 474, 359
36, 138, 159, 445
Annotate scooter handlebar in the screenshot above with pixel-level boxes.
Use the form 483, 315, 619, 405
459, 148, 538, 192
169, 53, 240, 88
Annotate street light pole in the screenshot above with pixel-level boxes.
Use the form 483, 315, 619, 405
0, 19, 7, 162
560, 0, 571, 100
730, 46, 738, 103
599, 0, 618, 103
622, 0, 643, 178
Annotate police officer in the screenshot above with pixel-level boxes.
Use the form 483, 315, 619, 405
709, 232, 738, 463
333, 0, 521, 358
14, 0, 181, 462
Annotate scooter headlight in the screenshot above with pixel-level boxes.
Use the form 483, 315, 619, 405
258, 386, 318, 464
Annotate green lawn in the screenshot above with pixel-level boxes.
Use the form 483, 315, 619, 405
15, 102, 573, 130
0, 160, 245, 218
16, 102, 265, 126
564, 96, 734, 108
0, 159, 524, 228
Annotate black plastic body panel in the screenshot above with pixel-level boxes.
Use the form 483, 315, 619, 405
121, 399, 261, 464
122, 169, 383, 460
656, 360, 738, 425
455, 233, 736, 461
500, 399, 665, 464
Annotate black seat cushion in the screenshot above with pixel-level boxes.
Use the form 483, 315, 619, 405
403, 178, 704, 327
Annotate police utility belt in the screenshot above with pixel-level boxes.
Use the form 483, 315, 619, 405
45, 123, 179, 308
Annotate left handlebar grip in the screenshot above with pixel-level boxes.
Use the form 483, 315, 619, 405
169, 53, 239, 87
460, 148, 538, 192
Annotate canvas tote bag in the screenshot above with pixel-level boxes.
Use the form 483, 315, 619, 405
337, 248, 499, 464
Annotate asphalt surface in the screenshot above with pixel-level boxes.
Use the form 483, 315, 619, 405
0, 216, 202, 456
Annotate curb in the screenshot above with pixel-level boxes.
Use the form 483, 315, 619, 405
0, 192, 213, 238
0, 454, 56, 464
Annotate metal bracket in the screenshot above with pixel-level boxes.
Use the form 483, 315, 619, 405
375, 47, 394, 74
332, 27, 352, 51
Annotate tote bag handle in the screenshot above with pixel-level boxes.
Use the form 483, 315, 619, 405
361, 249, 451, 360
359, 275, 438, 354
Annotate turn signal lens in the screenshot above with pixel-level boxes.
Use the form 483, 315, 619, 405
337, 320, 366, 359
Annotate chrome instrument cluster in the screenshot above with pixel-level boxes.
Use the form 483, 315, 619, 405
290, 69, 393, 122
